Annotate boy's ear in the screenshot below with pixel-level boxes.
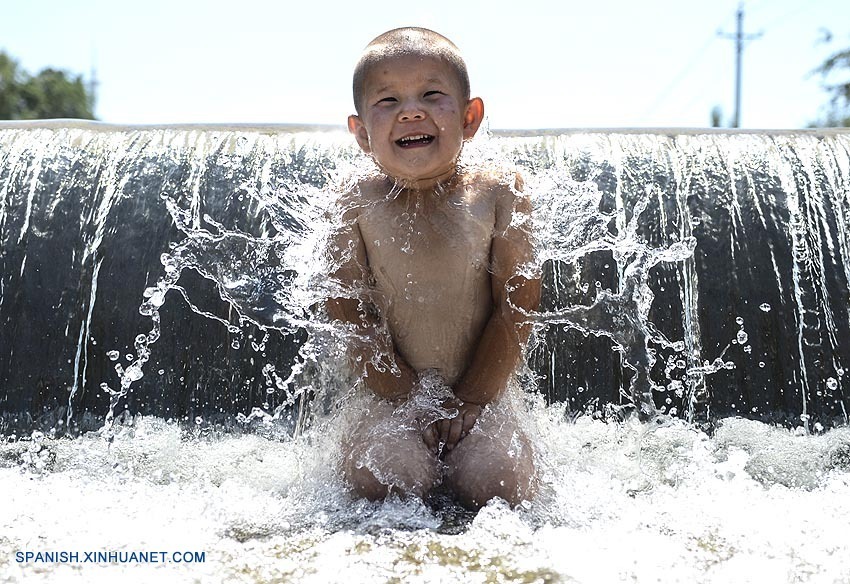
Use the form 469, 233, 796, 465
462, 97, 484, 140
348, 115, 371, 153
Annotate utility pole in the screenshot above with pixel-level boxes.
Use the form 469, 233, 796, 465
88, 48, 99, 118
719, 3, 762, 127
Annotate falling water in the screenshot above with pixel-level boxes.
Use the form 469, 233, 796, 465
1, 122, 850, 583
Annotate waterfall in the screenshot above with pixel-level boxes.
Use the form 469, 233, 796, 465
1, 122, 848, 433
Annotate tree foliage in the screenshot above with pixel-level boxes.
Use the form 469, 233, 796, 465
0, 51, 95, 120
812, 45, 850, 127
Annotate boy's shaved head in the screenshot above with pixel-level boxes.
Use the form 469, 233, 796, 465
352, 27, 470, 114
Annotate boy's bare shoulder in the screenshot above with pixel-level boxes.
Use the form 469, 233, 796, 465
335, 175, 390, 220
462, 169, 530, 231
463, 169, 526, 203
463, 168, 522, 191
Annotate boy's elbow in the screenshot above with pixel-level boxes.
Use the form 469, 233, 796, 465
326, 297, 359, 324
504, 275, 541, 319
325, 297, 343, 320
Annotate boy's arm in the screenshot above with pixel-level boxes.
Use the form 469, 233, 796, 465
452, 183, 540, 405
325, 206, 417, 401
426, 179, 540, 452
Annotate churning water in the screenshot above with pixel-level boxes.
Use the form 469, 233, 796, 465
1, 123, 850, 582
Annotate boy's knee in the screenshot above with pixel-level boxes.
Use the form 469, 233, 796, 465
346, 461, 391, 501
343, 435, 439, 501
451, 470, 528, 510
445, 432, 535, 509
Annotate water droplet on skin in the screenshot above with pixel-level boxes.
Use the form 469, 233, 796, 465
158, 369, 164, 375
744, 345, 752, 353
691, 217, 702, 226
826, 377, 839, 390
759, 361, 766, 368
125, 354, 133, 362
735, 317, 744, 325
736, 330, 748, 344
759, 303, 771, 312
107, 350, 120, 361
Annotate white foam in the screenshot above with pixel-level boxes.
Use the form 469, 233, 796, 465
2, 411, 850, 583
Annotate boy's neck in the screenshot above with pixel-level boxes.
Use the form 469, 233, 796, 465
387, 166, 462, 195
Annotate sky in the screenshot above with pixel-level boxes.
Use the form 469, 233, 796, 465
1, 0, 848, 130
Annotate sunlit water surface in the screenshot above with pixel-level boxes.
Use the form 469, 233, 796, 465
3, 410, 850, 583
2, 125, 850, 583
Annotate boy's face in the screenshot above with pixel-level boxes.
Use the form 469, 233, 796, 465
348, 55, 483, 185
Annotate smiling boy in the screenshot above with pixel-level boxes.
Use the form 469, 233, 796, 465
326, 28, 539, 509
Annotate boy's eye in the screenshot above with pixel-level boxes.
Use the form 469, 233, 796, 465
376, 97, 397, 105
424, 91, 444, 98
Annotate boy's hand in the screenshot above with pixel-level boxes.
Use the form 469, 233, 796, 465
422, 399, 482, 453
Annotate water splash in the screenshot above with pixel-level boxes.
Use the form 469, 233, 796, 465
1, 124, 849, 433
3, 123, 850, 583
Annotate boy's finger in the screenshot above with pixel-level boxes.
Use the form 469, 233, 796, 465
446, 418, 463, 449
438, 419, 451, 444
462, 409, 479, 433
422, 424, 437, 450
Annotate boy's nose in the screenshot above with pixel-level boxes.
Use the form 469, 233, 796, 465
398, 107, 426, 122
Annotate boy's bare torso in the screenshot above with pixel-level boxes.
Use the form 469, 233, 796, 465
334, 167, 538, 509
336, 28, 538, 508
354, 173, 513, 384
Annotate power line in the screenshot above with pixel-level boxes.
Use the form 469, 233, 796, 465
718, 3, 762, 127
640, 33, 718, 122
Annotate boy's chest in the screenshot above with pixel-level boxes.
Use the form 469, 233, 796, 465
358, 192, 495, 289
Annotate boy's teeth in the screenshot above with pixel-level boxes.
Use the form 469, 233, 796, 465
397, 134, 434, 146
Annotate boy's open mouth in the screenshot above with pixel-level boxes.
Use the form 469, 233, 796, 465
395, 134, 435, 148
